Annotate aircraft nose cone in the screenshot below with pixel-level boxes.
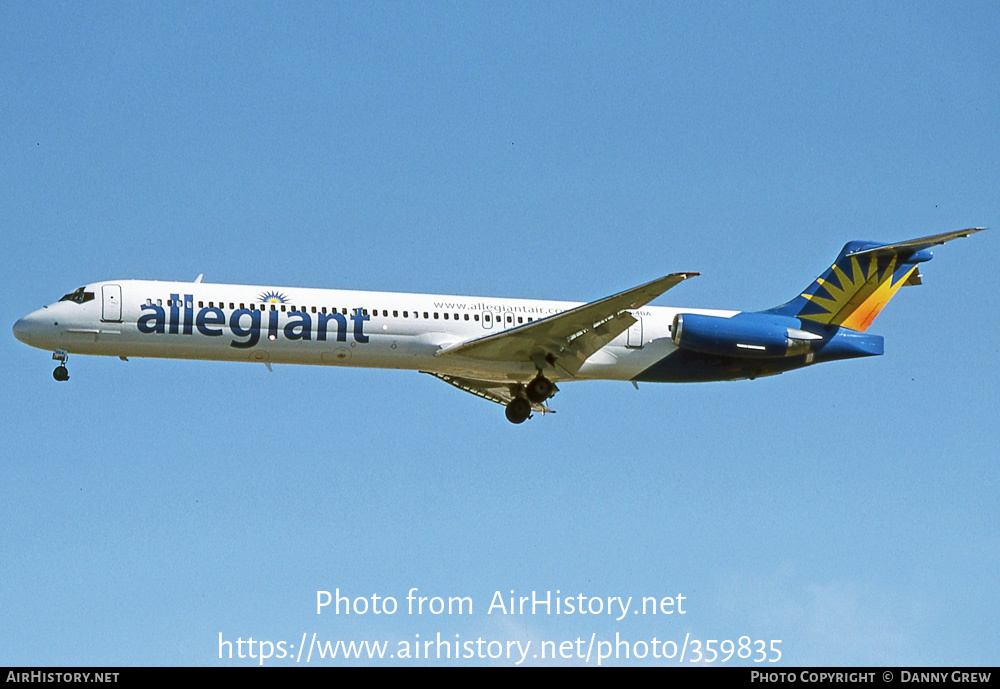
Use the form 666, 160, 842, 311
13, 310, 49, 346
12, 316, 31, 344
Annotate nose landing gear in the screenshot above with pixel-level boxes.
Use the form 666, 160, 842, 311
52, 350, 69, 382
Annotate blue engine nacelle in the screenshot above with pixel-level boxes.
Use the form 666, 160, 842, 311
671, 312, 822, 359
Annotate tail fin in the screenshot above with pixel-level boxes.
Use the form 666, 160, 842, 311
765, 228, 984, 332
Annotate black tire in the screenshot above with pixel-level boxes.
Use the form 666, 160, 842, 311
505, 397, 531, 424
53, 366, 69, 382
525, 376, 554, 403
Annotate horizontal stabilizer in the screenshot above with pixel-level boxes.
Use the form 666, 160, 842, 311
846, 228, 985, 258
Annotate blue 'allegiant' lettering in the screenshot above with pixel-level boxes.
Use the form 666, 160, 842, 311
169, 293, 180, 334
268, 309, 279, 341
317, 311, 347, 342
183, 294, 194, 335
351, 309, 370, 343
196, 307, 225, 336
136, 298, 366, 347
229, 309, 261, 348
284, 310, 311, 340
138, 303, 166, 333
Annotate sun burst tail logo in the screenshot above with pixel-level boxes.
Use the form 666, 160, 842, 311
259, 290, 288, 304
798, 253, 916, 332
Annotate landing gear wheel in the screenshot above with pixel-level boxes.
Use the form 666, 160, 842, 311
525, 375, 555, 403
505, 397, 531, 424
53, 365, 69, 382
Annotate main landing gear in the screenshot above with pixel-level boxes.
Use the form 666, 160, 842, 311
505, 397, 531, 424
52, 350, 69, 382
504, 373, 557, 424
525, 374, 555, 403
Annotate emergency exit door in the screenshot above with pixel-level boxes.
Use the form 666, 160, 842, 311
626, 316, 643, 348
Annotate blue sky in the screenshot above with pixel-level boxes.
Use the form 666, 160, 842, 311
2, 1, 997, 666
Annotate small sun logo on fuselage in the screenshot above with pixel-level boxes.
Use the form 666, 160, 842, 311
259, 290, 288, 304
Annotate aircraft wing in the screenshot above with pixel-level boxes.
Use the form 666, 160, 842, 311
434, 272, 698, 377
423, 372, 555, 413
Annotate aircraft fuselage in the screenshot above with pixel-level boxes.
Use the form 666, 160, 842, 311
14, 229, 981, 422
13, 279, 736, 384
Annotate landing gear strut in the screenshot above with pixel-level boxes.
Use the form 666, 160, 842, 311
52, 350, 69, 382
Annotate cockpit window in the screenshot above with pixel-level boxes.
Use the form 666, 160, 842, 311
59, 287, 95, 304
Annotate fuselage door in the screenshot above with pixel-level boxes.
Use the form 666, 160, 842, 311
102, 284, 122, 322
626, 314, 643, 348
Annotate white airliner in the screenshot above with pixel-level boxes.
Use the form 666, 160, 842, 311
13, 229, 982, 423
